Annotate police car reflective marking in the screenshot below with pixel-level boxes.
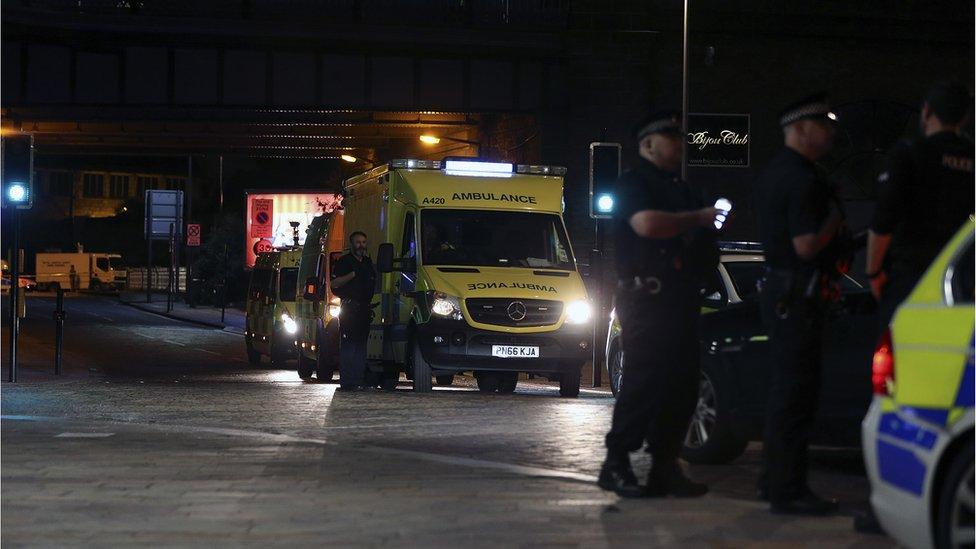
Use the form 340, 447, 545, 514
876, 439, 927, 496
953, 338, 975, 407
878, 412, 938, 449
901, 406, 951, 427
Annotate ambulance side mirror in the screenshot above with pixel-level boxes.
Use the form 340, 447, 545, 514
377, 243, 395, 273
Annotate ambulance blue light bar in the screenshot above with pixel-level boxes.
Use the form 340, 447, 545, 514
389, 159, 567, 177
444, 160, 513, 178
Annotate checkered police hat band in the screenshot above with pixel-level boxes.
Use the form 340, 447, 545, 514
779, 102, 831, 127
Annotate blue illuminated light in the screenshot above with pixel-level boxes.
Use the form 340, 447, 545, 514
596, 193, 614, 213
6, 182, 27, 203
444, 160, 513, 178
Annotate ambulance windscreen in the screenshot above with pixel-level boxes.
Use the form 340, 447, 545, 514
420, 209, 574, 270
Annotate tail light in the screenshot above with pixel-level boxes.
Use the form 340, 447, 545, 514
872, 328, 895, 396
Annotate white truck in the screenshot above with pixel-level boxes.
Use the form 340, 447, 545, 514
35, 253, 126, 291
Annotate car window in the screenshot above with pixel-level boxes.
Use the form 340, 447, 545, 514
278, 268, 299, 302
701, 268, 727, 305
949, 239, 974, 304
248, 268, 273, 300
96, 258, 109, 271
723, 260, 764, 301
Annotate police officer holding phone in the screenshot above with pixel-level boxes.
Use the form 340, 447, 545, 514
332, 231, 377, 391
755, 93, 844, 515
598, 110, 720, 498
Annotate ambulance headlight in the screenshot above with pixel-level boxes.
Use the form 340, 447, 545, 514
281, 312, 298, 334
565, 300, 592, 325
430, 292, 462, 320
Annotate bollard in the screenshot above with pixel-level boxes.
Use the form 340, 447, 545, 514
53, 288, 65, 375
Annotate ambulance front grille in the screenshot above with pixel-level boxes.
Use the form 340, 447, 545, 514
465, 298, 563, 327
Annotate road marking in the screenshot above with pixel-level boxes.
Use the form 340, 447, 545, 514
4, 415, 598, 484
55, 432, 115, 438
197, 349, 221, 355
163, 340, 187, 347
91, 313, 114, 322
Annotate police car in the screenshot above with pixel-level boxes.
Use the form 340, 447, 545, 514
862, 219, 974, 549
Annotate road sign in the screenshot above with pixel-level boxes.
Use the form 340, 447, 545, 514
186, 224, 201, 247
145, 190, 184, 241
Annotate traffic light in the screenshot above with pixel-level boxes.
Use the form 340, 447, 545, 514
2, 134, 34, 210
589, 142, 620, 219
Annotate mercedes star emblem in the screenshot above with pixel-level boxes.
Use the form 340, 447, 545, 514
507, 301, 527, 321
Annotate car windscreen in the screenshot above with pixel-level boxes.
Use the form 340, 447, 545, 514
724, 260, 765, 301
109, 257, 125, 270
421, 209, 575, 270
279, 268, 299, 301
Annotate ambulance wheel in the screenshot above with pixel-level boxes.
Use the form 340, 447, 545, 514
380, 370, 400, 391
245, 340, 261, 365
475, 372, 500, 393
936, 441, 974, 549
497, 372, 518, 394
559, 365, 581, 398
297, 353, 315, 380
435, 374, 455, 386
410, 339, 432, 393
270, 340, 288, 368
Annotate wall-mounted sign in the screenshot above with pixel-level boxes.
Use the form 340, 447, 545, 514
244, 192, 343, 268
687, 113, 750, 168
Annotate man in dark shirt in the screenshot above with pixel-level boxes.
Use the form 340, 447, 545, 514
867, 81, 975, 327
755, 93, 844, 515
598, 110, 719, 499
331, 231, 377, 391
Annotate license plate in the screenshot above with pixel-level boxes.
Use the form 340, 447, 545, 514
491, 345, 540, 358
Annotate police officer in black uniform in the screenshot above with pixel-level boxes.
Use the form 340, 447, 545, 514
867, 81, 974, 327
755, 94, 844, 515
332, 230, 377, 391
598, 111, 720, 498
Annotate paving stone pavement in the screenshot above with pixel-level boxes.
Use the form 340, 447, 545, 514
1, 296, 893, 547
2, 380, 893, 548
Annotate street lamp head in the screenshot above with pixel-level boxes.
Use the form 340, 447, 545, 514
340, 154, 357, 163
419, 135, 441, 145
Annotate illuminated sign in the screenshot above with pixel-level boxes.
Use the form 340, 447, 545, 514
245, 192, 342, 268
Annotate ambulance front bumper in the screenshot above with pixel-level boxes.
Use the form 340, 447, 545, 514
416, 317, 591, 374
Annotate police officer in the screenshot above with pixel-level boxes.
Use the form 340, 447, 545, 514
598, 111, 720, 498
755, 93, 844, 515
867, 81, 974, 327
331, 231, 377, 391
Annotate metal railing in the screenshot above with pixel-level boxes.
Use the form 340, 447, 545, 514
126, 267, 187, 293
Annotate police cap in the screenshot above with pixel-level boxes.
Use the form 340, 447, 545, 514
777, 92, 838, 127
635, 111, 682, 140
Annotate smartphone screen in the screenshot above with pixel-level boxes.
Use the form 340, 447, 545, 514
713, 198, 732, 230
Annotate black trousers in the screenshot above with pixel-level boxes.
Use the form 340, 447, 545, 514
759, 276, 825, 503
338, 305, 370, 387
605, 289, 700, 466
877, 271, 921, 332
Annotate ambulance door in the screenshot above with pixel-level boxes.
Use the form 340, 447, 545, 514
390, 209, 417, 363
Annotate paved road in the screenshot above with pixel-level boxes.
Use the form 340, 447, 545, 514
1, 295, 892, 547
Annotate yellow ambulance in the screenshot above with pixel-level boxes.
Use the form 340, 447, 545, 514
333, 158, 591, 396
244, 249, 303, 366
295, 211, 346, 381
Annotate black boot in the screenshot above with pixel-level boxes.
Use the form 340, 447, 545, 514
770, 490, 839, 516
597, 452, 643, 498
645, 461, 708, 498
